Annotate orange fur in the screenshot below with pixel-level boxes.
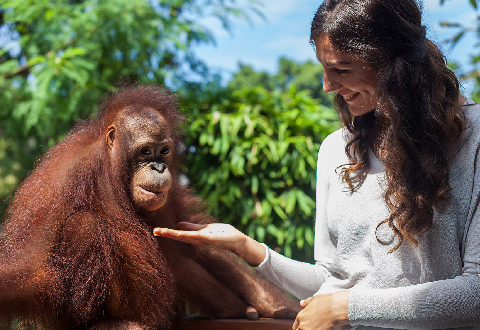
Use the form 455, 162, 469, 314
0, 84, 298, 330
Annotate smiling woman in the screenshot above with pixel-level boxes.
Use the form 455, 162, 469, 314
316, 36, 379, 116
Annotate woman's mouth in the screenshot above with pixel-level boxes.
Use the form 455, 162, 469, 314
342, 92, 360, 102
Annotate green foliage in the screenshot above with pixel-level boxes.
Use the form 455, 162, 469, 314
183, 58, 337, 261
438, 0, 480, 102
0, 0, 260, 215
228, 57, 332, 101
440, 0, 477, 7
184, 84, 339, 262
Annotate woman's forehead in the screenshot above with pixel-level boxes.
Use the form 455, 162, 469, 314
315, 35, 353, 66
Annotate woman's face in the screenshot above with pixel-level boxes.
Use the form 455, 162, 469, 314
316, 35, 380, 116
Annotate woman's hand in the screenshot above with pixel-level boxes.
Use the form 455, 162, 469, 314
292, 291, 350, 330
153, 222, 244, 251
153, 222, 267, 266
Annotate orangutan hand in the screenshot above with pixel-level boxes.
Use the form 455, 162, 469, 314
292, 291, 350, 330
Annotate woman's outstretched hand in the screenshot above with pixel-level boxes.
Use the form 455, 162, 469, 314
153, 222, 267, 266
153, 222, 244, 251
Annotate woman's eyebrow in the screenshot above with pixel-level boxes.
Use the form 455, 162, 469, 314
324, 61, 351, 66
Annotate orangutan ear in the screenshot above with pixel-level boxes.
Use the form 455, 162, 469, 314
106, 125, 116, 149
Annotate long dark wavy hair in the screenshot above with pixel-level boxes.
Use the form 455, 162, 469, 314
311, 0, 465, 251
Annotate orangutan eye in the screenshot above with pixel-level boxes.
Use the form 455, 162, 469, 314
160, 146, 171, 155
141, 147, 152, 156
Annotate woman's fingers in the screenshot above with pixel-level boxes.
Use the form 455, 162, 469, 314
292, 317, 299, 330
153, 227, 207, 245
300, 296, 314, 307
153, 227, 197, 237
153, 223, 230, 239
153, 222, 208, 238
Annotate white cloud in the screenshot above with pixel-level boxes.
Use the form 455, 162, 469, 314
265, 35, 315, 60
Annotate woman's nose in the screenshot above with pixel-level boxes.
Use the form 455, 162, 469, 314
323, 73, 342, 93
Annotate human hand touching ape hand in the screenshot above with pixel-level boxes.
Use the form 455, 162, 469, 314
292, 291, 350, 330
153, 222, 267, 266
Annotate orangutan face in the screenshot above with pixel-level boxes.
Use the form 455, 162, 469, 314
107, 108, 174, 212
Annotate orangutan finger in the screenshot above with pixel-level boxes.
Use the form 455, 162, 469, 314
246, 306, 259, 320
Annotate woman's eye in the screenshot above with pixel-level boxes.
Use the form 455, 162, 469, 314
160, 147, 171, 155
141, 148, 152, 156
335, 68, 350, 75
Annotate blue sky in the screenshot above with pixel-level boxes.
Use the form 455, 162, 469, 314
195, 0, 478, 94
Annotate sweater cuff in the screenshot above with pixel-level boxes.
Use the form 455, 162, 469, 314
253, 243, 270, 269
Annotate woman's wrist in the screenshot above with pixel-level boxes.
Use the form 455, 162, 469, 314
234, 235, 267, 266
333, 290, 350, 326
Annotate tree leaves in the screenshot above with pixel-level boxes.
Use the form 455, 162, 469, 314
185, 82, 339, 261
0, 0, 262, 216
440, 0, 477, 6
438, 0, 480, 101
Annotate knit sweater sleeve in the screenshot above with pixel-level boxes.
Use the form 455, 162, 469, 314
255, 244, 330, 300
349, 273, 480, 329
348, 114, 480, 329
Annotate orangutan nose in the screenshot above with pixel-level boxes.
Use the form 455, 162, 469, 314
150, 162, 167, 173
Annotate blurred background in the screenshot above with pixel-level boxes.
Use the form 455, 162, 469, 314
0, 0, 478, 262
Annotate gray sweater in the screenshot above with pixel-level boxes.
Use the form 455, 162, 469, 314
256, 101, 480, 329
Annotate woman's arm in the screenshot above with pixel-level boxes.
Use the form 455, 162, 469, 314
348, 203, 480, 329
255, 245, 330, 300
154, 222, 330, 299
349, 274, 480, 329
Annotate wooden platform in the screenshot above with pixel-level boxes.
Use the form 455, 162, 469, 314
174, 318, 294, 330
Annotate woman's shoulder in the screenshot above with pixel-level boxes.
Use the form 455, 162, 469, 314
317, 127, 350, 165
463, 99, 480, 125
320, 128, 348, 150
452, 99, 480, 164
462, 99, 480, 142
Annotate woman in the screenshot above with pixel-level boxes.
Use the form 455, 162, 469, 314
154, 0, 480, 329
